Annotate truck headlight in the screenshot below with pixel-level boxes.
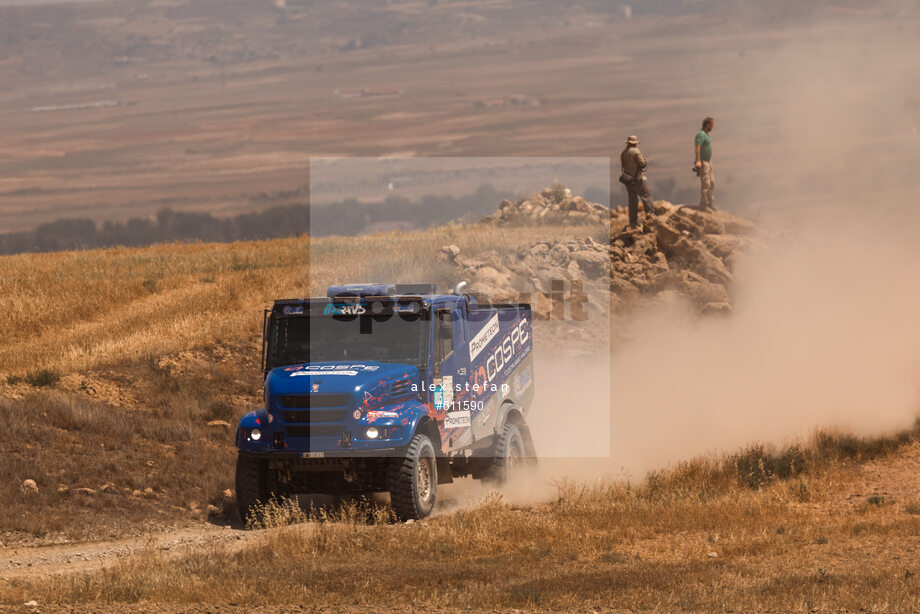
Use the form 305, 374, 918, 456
366, 427, 379, 439
250, 428, 262, 441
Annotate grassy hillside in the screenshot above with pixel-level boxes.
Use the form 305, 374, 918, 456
0, 223, 598, 542
4, 225, 920, 611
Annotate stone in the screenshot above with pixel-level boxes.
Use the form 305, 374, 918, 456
702, 233, 745, 259
669, 237, 733, 286
21, 479, 38, 495
440, 244, 461, 259
571, 250, 608, 277
566, 260, 584, 281
207, 420, 231, 429
458, 190, 756, 317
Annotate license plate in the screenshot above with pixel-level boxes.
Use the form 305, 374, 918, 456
301, 451, 324, 459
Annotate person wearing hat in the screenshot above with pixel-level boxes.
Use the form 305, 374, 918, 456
620, 135, 653, 228
694, 117, 715, 210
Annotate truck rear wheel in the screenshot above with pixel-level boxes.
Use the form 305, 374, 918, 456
235, 453, 268, 524
485, 422, 526, 484
388, 433, 437, 521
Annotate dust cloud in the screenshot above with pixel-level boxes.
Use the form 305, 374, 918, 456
499, 15, 920, 496
604, 13, 920, 477
611, 211, 920, 478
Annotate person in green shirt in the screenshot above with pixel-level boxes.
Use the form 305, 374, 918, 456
694, 117, 715, 210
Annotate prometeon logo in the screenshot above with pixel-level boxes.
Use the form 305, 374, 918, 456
323, 303, 367, 316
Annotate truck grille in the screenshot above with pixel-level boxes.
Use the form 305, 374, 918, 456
273, 393, 351, 440
279, 394, 350, 408
284, 425, 343, 438
282, 409, 345, 423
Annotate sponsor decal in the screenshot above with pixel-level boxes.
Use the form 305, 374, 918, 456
301, 451, 325, 459
432, 380, 444, 410
444, 410, 471, 429
394, 303, 419, 314
312, 383, 320, 392
323, 303, 367, 316
366, 410, 400, 420
303, 364, 379, 372
284, 366, 303, 372
474, 317, 531, 392
441, 375, 453, 408
469, 313, 500, 361
514, 364, 533, 395
283, 305, 304, 315
292, 370, 357, 376
458, 367, 467, 376
364, 391, 373, 405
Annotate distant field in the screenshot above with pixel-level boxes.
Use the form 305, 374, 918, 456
1, 0, 916, 232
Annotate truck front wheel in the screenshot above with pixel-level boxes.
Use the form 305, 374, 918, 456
235, 453, 268, 524
388, 433, 437, 521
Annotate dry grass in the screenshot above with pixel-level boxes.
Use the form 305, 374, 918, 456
0, 225, 598, 543
5, 436, 920, 611
3, 228, 920, 610
0, 223, 600, 376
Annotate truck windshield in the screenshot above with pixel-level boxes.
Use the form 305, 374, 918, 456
265, 312, 429, 371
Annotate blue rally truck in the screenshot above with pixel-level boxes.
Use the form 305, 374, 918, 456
235, 283, 536, 521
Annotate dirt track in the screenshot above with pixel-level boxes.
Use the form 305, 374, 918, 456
0, 525, 258, 581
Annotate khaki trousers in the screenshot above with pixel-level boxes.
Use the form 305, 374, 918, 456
699, 161, 714, 209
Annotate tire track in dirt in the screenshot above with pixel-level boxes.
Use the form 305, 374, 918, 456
0, 525, 261, 580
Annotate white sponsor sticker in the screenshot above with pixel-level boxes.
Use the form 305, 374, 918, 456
291, 370, 357, 376
444, 410, 471, 429
442, 375, 453, 408
469, 314, 500, 362
303, 364, 379, 371
302, 452, 325, 458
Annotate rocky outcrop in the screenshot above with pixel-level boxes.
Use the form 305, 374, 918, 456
480, 184, 610, 226
449, 190, 758, 316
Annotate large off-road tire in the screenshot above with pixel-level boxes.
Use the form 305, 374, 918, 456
235, 453, 268, 524
388, 433, 438, 521
485, 422, 526, 484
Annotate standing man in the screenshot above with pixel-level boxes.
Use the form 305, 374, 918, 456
620, 135, 653, 228
695, 117, 715, 210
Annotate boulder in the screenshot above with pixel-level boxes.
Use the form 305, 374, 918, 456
571, 250, 608, 277
21, 479, 38, 495
669, 237, 734, 286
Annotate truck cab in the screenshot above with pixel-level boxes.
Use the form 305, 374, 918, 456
235, 283, 536, 521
